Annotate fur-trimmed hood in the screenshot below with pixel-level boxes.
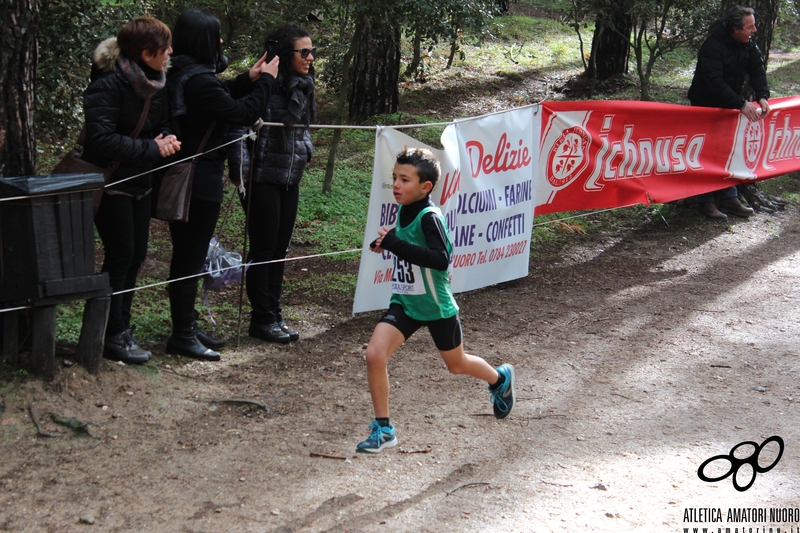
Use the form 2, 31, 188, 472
93, 37, 120, 72
92, 36, 171, 73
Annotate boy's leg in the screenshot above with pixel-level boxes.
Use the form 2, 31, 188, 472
439, 345, 515, 419
438, 344, 499, 383
357, 322, 406, 453
429, 315, 498, 382
365, 322, 406, 418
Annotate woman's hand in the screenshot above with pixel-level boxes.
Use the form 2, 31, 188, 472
262, 55, 279, 79
250, 52, 280, 82
155, 134, 181, 158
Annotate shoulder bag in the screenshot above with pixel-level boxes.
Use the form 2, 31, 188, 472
152, 122, 216, 223
51, 95, 152, 215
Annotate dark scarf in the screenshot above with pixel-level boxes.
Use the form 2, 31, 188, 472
116, 55, 165, 100
283, 75, 316, 127
281, 74, 316, 146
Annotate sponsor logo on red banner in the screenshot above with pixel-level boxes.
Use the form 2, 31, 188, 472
744, 120, 764, 171
547, 126, 591, 188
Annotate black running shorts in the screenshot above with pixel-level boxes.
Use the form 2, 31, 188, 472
378, 303, 463, 351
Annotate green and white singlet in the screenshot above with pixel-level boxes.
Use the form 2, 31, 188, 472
389, 205, 459, 321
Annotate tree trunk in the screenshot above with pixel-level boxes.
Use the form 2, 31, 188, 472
0, 0, 39, 178
586, 9, 632, 81
323, 19, 364, 193
751, 0, 779, 67
446, 37, 458, 69
348, 14, 401, 120
404, 29, 422, 79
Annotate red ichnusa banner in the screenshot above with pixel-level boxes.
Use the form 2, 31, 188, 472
536, 96, 800, 215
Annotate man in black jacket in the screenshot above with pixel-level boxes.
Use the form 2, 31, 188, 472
688, 5, 770, 220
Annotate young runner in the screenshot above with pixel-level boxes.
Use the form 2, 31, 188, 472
357, 147, 516, 453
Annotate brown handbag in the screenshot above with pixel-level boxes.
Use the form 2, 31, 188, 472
51, 96, 152, 214
152, 122, 216, 223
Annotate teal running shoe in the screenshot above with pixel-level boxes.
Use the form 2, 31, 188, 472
489, 363, 515, 419
356, 420, 397, 453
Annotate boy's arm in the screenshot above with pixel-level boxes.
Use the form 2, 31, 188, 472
380, 213, 450, 271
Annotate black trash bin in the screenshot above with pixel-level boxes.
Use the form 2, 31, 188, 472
0, 173, 111, 377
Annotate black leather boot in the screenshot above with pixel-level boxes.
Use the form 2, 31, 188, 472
166, 330, 221, 361
167, 283, 221, 361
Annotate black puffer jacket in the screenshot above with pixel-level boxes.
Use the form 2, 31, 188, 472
687, 18, 770, 110
165, 54, 277, 203
82, 37, 171, 196
227, 77, 313, 187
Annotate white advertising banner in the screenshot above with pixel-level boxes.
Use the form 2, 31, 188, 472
353, 107, 540, 314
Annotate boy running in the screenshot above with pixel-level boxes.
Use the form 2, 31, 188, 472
357, 147, 515, 453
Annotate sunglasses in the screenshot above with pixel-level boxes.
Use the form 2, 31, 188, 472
294, 47, 317, 59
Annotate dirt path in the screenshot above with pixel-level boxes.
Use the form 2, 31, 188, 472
2, 205, 800, 532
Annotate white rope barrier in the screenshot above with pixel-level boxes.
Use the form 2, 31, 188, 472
0, 248, 362, 314
0, 306, 35, 314
113, 248, 362, 295
0, 203, 652, 314
1, 119, 450, 205
531, 204, 640, 227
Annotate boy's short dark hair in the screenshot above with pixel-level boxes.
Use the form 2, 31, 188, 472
396, 147, 441, 188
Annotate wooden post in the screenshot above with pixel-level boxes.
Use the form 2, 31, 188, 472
30, 305, 57, 379
76, 296, 110, 374
1, 311, 20, 364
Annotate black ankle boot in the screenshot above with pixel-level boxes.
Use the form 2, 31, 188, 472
248, 322, 291, 343
166, 330, 221, 361
168, 282, 221, 361
104, 329, 150, 364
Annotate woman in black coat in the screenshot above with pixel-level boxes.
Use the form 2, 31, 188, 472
84, 17, 181, 364
228, 25, 316, 343
164, 9, 278, 360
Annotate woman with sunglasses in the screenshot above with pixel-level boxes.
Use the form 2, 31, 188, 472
228, 25, 316, 343
163, 9, 279, 360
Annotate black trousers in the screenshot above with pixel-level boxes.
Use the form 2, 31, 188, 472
168, 198, 221, 328
241, 181, 299, 324
94, 192, 151, 336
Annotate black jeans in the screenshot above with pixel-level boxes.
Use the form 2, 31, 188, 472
94, 191, 151, 336
168, 198, 221, 326
241, 181, 299, 324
